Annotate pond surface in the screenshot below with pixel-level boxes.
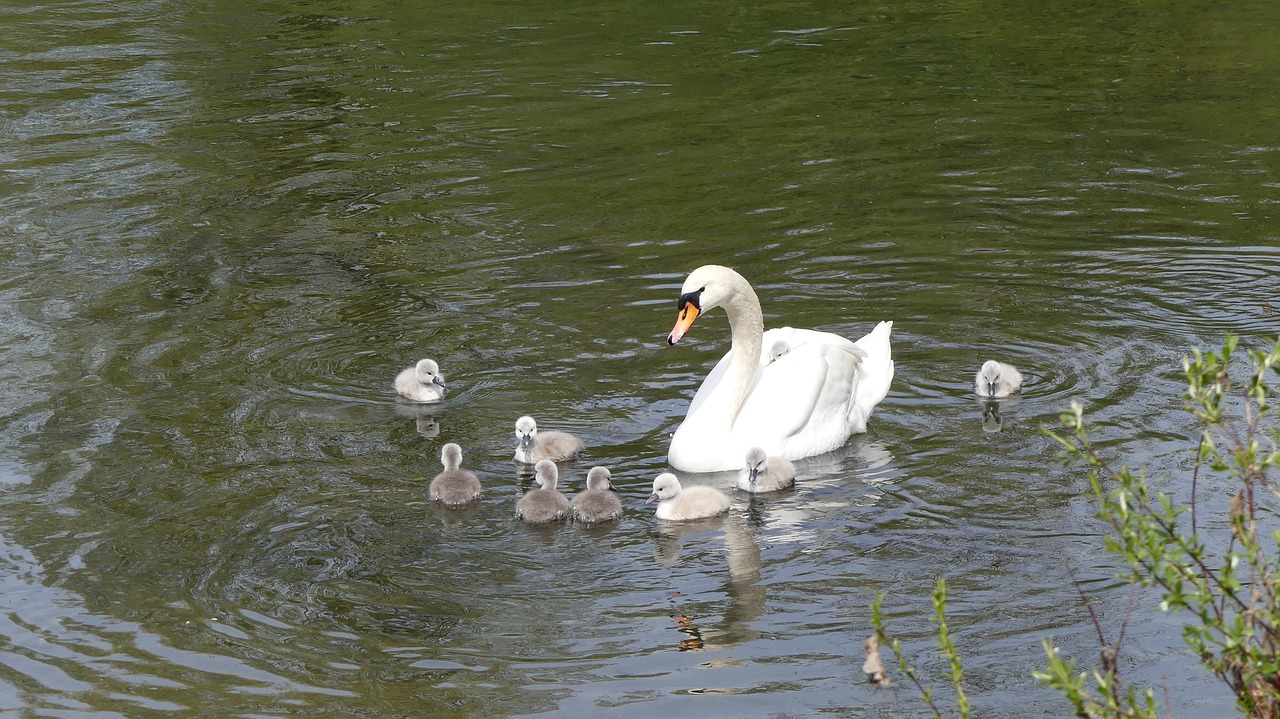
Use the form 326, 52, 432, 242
2, 0, 1279, 716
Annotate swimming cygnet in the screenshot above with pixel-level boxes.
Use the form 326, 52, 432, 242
737, 446, 797, 493
646, 473, 730, 521
570, 466, 623, 525
395, 358, 446, 402
974, 359, 1023, 398
512, 415, 585, 464
429, 443, 482, 508
515, 460, 571, 523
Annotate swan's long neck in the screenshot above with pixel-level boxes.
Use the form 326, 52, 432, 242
721, 279, 763, 426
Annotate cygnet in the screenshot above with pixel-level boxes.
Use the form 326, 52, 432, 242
570, 466, 623, 524
737, 446, 796, 493
646, 473, 730, 521
513, 415, 584, 464
974, 359, 1022, 398
515, 459, 570, 523
429, 443, 482, 508
395, 358, 446, 402
762, 339, 791, 367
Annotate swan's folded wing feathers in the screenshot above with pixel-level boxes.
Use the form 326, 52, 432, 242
735, 345, 830, 439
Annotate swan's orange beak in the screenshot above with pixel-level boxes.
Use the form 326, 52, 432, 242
668, 303, 700, 345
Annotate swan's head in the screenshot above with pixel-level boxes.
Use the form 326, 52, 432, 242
585, 466, 613, 492
415, 359, 446, 389
533, 459, 558, 489
744, 447, 768, 484
646, 472, 682, 504
977, 360, 1003, 397
441, 442, 463, 469
668, 265, 743, 345
514, 415, 537, 447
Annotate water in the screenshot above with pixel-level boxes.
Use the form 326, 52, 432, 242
2, 0, 1279, 716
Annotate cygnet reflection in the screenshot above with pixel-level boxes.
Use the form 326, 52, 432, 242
393, 401, 442, 438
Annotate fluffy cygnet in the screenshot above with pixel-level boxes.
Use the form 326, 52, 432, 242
515, 460, 570, 523
975, 360, 1023, 398
429, 443, 482, 508
762, 339, 791, 367
646, 473, 730, 521
570, 466, 623, 525
737, 446, 797, 493
512, 415, 584, 464
395, 358, 446, 402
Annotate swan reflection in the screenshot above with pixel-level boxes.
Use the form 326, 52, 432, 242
649, 436, 898, 652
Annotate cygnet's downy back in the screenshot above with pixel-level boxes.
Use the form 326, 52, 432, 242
570, 466, 623, 524
516, 459, 571, 523
429, 443, 482, 508
737, 446, 797, 493
646, 472, 730, 521
395, 358, 447, 402
975, 360, 1022, 398
512, 415, 585, 464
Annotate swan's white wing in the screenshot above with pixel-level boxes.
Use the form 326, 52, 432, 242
734, 342, 863, 442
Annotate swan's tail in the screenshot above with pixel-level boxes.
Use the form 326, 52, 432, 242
849, 320, 894, 430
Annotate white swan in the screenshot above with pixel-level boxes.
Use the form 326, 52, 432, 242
395, 359, 446, 402
975, 360, 1022, 398
666, 265, 894, 472
515, 460, 570, 523
737, 446, 796, 493
570, 466, 623, 524
646, 473, 730, 521
429, 443, 482, 508
513, 415, 585, 464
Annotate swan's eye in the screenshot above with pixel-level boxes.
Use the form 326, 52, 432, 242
677, 288, 704, 312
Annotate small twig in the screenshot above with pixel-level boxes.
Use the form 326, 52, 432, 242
1115, 583, 1137, 658
1190, 433, 1207, 534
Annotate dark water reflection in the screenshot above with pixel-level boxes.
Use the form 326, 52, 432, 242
1, 0, 1279, 716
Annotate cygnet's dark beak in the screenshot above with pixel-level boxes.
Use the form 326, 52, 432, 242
433, 376, 446, 389
645, 492, 659, 504
748, 466, 759, 485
